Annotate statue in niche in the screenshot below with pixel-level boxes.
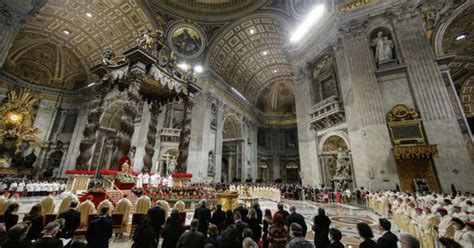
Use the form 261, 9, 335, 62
167, 156, 177, 175
334, 148, 351, 180
207, 151, 215, 177
313, 55, 333, 79
371, 31, 395, 64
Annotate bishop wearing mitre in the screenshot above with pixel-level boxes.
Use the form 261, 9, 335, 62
78, 196, 96, 227
135, 194, 151, 214
97, 197, 114, 215
40, 192, 56, 215
113, 194, 132, 234
58, 191, 79, 214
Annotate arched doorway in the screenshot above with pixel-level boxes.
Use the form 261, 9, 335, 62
318, 134, 353, 188
221, 115, 243, 182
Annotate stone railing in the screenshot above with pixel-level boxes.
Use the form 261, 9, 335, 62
309, 96, 345, 131
160, 128, 181, 143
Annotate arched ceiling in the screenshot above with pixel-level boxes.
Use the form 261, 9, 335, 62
206, 13, 293, 103
256, 82, 295, 116
442, 4, 473, 56
4, 32, 87, 90
21, 0, 154, 66
144, 0, 268, 23
442, 3, 474, 83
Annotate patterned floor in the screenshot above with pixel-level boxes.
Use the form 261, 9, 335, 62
14, 195, 392, 248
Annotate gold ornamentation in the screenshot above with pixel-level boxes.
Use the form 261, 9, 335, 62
322, 136, 348, 153
136, 30, 154, 50
338, 0, 377, 13
392, 145, 438, 159
386, 104, 420, 122
0, 89, 42, 152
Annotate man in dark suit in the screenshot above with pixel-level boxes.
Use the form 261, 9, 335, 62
193, 199, 212, 237
253, 203, 263, 223
147, 200, 166, 240
277, 203, 290, 223
287, 206, 307, 238
176, 219, 206, 248
313, 208, 331, 248
86, 206, 113, 248
231, 210, 249, 244
34, 221, 63, 248
377, 218, 398, 248
234, 201, 249, 223
58, 201, 81, 239
211, 204, 226, 229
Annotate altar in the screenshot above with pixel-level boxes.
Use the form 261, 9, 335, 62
216, 192, 239, 211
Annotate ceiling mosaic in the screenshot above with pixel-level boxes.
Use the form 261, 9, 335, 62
4, 32, 87, 91
207, 14, 293, 103
144, 0, 268, 22
21, 0, 154, 66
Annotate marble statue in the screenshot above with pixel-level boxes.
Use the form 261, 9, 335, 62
207, 151, 215, 177
101, 46, 116, 65
371, 31, 395, 64
167, 157, 177, 175
334, 148, 351, 179
136, 30, 154, 50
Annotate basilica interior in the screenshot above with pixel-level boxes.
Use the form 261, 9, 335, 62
1, 0, 474, 193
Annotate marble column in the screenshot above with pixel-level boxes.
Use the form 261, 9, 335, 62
214, 102, 225, 182
186, 93, 208, 181
335, 24, 398, 189
60, 105, 89, 176
294, 67, 323, 186
393, 11, 474, 192
271, 127, 281, 181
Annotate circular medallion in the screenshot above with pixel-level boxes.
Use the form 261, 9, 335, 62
167, 22, 206, 59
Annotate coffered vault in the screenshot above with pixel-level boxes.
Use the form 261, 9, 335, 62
206, 12, 294, 105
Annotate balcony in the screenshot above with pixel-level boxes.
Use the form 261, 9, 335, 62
160, 128, 181, 143
309, 96, 345, 131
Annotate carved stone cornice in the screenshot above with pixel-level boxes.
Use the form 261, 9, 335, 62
338, 18, 369, 39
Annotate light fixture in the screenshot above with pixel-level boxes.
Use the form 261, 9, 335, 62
290, 4, 325, 43
249, 28, 256, 34
63, 30, 71, 35
178, 62, 189, 71
455, 32, 469, 41
87, 82, 96, 87
194, 65, 204, 73
262, 51, 268, 56
86, 12, 93, 18
273, 69, 278, 73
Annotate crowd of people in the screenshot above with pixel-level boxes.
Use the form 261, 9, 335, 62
0, 177, 473, 248
368, 190, 474, 248
0, 177, 66, 197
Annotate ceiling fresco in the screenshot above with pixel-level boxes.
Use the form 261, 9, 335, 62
4, 32, 87, 90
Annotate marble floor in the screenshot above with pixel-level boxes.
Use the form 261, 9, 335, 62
15, 196, 392, 248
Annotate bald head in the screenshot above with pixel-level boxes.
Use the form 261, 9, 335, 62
289, 206, 296, 213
